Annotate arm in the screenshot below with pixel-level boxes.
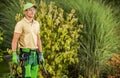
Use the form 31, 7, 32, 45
37, 33, 42, 52
12, 32, 21, 52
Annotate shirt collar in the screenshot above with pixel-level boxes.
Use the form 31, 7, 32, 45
24, 17, 36, 23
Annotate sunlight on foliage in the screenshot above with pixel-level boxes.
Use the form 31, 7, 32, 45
0, 27, 3, 62
36, 1, 82, 77
0, 27, 3, 45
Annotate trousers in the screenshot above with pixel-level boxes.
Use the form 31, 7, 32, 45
20, 49, 39, 78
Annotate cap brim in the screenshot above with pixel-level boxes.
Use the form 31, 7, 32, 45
24, 3, 37, 11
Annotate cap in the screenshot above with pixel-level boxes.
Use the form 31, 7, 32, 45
23, 3, 37, 11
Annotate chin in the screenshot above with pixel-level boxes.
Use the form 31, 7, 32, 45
29, 16, 34, 18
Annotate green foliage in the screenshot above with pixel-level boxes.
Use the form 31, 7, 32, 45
0, 27, 3, 62
0, 27, 3, 45
36, 1, 81, 77
0, 73, 14, 78
54, 0, 119, 78
9, 62, 22, 78
0, 0, 21, 49
101, 0, 120, 53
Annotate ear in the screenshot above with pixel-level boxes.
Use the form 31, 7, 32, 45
24, 10, 27, 15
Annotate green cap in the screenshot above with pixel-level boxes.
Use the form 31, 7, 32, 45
23, 3, 37, 11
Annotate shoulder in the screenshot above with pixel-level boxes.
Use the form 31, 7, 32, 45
34, 20, 40, 27
34, 20, 39, 24
16, 19, 24, 26
14, 19, 25, 31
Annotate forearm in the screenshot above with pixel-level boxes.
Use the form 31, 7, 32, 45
11, 33, 20, 52
37, 34, 42, 52
12, 39, 18, 52
37, 38, 42, 52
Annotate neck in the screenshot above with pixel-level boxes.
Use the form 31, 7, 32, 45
25, 16, 33, 23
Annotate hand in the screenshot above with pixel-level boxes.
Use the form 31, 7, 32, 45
39, 52, 44, 62
12, 52, 19, 64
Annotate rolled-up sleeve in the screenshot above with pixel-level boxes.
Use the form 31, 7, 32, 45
14, 22, 22, 33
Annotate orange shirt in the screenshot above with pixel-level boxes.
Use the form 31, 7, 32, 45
14, 17, 40, 49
